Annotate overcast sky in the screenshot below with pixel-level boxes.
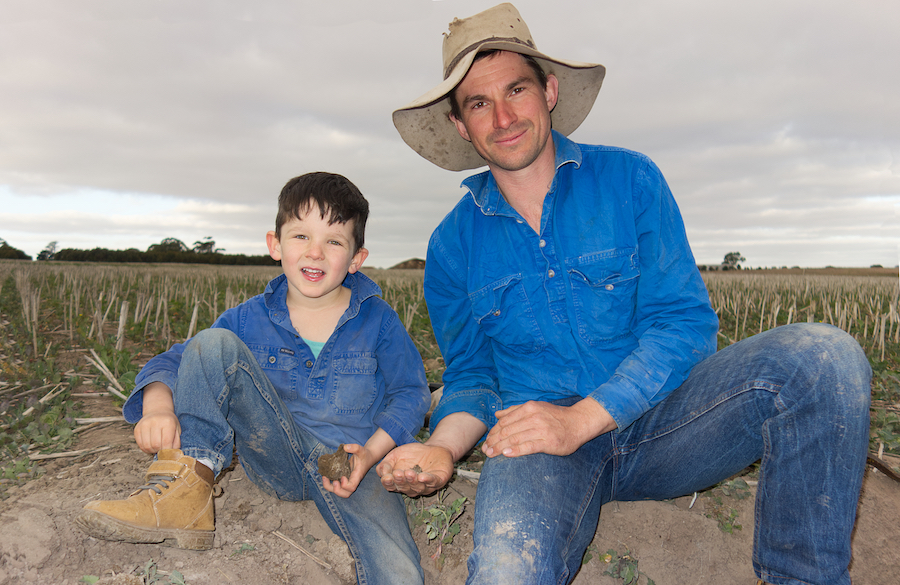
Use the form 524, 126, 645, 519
2, 0, 898, 269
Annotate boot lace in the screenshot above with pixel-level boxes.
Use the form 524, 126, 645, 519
138, 474, 178, 495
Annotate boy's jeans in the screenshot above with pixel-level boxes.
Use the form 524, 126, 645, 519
171, 328, 423, 585
467, 323, 871, 585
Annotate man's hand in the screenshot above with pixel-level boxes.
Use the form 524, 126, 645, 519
377, 443, 455, 497
482, 398, 617, 458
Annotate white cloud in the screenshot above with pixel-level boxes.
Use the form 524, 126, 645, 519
1, 0, 898, 268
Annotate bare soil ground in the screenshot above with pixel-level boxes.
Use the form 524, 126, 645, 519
2, 372, 899, 584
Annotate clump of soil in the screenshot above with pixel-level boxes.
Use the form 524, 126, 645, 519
1, 392, 899, 584
317, 445, 351, 481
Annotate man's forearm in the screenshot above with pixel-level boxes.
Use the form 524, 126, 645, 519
425, 412, 488, 462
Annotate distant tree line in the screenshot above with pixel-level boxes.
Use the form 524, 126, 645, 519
2, 237, 277, 266
0, 238, 32, 260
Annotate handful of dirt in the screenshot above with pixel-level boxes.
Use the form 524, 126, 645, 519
318, 444, 352, 481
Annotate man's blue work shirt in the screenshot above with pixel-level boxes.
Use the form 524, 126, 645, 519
125, 271, 430, 448
426, 131, 719, 434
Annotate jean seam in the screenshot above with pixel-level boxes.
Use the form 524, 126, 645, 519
232, 358, 309, 464
227, 353, 315, 499
753, 406, 771, 579
558, 442, 616, 583
311, 454, 367, 585
626, 380, 782, 450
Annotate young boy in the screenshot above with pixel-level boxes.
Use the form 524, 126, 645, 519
76, 172, 430, 585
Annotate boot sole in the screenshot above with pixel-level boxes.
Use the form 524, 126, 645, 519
75, 509, 215, 550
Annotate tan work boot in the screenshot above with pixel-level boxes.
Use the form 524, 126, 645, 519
75, 449, 217, 550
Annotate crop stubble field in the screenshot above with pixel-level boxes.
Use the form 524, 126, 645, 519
0, 260, 898, 584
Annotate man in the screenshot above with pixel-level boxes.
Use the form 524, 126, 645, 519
378, 4, 871, 585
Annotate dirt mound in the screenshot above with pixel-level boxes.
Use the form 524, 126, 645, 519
2, 395, 899, 585
389, 258, 426, 270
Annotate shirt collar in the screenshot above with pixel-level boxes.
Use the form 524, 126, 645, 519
264, 271, 382, 321
460, 130, 583, 216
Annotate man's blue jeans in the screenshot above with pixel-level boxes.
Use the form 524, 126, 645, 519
467, 323, 871, 585
170, 329, 423, 585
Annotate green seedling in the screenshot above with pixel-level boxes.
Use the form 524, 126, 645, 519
139, 559, 188, 584
412, 488, 467, 565
718, 477, 752, 500
230, 542, 256, 557
601, 548, 656, 585
704, 494, 743, 534
581, 544, 598, 565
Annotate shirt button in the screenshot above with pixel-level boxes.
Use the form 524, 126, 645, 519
268, 356, 276, 364
605, 284, 614, 291
305, 360, 314, 368
493, 310, 501, 316
517, 219, 523, 224
539, 239, 546, 248
548, 269, 555, 278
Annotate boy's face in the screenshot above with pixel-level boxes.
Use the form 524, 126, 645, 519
267, 205, 368, 305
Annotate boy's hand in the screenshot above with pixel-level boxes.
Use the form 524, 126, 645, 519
321, 443, 372, 498
134, 411, 181, 454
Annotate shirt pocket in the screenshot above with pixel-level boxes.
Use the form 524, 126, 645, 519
330, 353, 378, 414
566, 250, 640, 345
469, 274, 545, 354
249, 345, 300, 401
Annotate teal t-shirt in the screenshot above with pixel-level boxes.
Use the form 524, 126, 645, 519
304, 338, 326, 359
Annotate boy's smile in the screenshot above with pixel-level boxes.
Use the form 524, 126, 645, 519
267, 207, 368, 309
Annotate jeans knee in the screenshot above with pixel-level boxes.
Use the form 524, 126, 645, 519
184, 328, 244, 359
190, 327, 240, 347
773, 323, 871, 419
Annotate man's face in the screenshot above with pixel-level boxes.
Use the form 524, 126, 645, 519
451, 51, 559, 174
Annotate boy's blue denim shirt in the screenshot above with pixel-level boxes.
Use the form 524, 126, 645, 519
426, 131, 719, 436
125, 271, 431, 448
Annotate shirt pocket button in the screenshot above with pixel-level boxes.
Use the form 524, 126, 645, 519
268, 356, 276, 364
605, 284, 615, 291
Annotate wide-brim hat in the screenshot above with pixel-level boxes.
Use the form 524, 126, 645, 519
393, 3, 606, 171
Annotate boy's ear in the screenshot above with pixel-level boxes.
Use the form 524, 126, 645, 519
348, 247, 368, 274
266, 231, 282, 261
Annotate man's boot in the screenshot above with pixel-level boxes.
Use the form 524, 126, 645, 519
75, 449, 217, 550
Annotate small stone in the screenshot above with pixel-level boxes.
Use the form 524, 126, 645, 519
318, 444, 352, 481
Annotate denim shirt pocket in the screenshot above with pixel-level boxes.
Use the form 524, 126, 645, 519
566, 249, 640, 345
469, 274, 545, 354
330, 353, 378, 414
249, 344, 300, 401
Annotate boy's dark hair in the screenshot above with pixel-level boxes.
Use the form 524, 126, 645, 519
448, 50, 549, 121
276, 172, 369, 251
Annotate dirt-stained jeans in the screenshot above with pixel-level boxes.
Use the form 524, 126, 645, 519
171, 328, 424, 585
467, 323, 871, 585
